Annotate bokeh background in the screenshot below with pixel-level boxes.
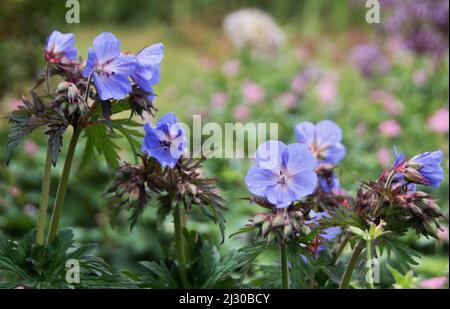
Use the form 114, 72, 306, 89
0, 0, 448, 288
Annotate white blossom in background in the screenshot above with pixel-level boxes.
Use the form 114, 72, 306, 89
223, 8, 285, 58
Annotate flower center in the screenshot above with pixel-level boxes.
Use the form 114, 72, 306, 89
277, 170, 288, 185
160, 140, 172, 150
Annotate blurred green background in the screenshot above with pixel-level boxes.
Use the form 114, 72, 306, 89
0, 0, 448, 288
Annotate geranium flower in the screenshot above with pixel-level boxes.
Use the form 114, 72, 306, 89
295, 120, 346, 164
83, 32, 137, 100
132, 43, 164, 92
45, 30, 78, 64
245, 140, 317, 208
142, 112, 187, 169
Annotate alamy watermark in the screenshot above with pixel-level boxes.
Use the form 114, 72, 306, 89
66, 0, 80, 24
365, 0, 380, 24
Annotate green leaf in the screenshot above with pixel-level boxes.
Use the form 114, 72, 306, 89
83, 124, 121, 169
112, 119, 144, 164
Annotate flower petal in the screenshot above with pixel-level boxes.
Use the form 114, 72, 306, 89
286, 169, 318, 199
82, 48, 97, 78
245, 166, 278, 197
295, 121, 315, 147
320, 142, 346, 164
283, 143, 317, 175
315, 120, 342, 148
256, 140, 286, 171
92, 32, 121, 64
266, 184, 296, 208
93, 72, 132, 100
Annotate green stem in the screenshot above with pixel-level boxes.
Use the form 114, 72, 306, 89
366, 238, 374, 289
47, 127, 81, 244
339, 239, 365, 289
174, 204, 189, 288
36, 145, 52, 245
334, 231, 351, 266
280, 242, 289, 289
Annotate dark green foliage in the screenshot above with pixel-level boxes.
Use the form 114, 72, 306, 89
5, 94, 68, 166
127, 235, 268, 289
0, 229, 134, 288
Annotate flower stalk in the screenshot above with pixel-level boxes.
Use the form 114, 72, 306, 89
174, 203, 189, 288
47, 127, 81, 244
339, 239, 365, 289
36, 145, 53, 245
280, 241, 289, 289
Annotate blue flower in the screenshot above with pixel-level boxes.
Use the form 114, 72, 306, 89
245, 141, 318, 208
295, 120, 346, 164
405, 150, 444, 188
142, 112, 187, 168
132, 43, 164, 92
83, 32, 137, 100
319, 173, 341, 195
45, 30, 78, 64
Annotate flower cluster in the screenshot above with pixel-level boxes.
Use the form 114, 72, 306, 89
243, 120, 347, 261
356, 147, 445, 237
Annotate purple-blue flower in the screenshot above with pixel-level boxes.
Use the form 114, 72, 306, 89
245, 141, 318, 208
319, 173, 341, 195
83, 32, 137, 100
45, 30, 78, 64
132, 43, 164, 92
295, 120, 346, 164
405, 151, 444, 188
142, 112, 187, 169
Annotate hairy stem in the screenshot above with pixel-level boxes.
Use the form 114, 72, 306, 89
174, 204, 189, 288
45, 63, 51, 94
280, 242, 289, 289
366, 238, 374, 289
47, 127, 81, 244
339, 239, 365, 289
36, 145, 53, 245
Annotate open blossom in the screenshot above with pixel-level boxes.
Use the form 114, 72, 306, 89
242, 81, 265, 104
349, 44, 390, 77
83, 32, 137, 100
132, 43, 164, 92
427, 108, 449, 134
245, 141, 317, 208
45, 30, 78, 64
142, 112, 187, 169
295, 120, 346, 164
379, 119, 401, 137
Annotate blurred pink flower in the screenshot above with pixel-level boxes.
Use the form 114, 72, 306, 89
316, 77, 337, 106
210, 92, 229, 108
437, 227, 449, 243
355, 122, 368, 137
222, 59, 240, 77
427, 108, 449, 134
9, 98, 22, 112
10, 187, 20, 197
420, 277, 448, 289
291, 75, 308, 94
199, 55, 217, 71
278, 92, 297, 109
242, 81, 265, 104
370, 89, 404, 116
379, 119, 401, 137
233, 105, 250, 121
412, 69, 427, 86
377, 147, 391, 167
23, 140, 39, 156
